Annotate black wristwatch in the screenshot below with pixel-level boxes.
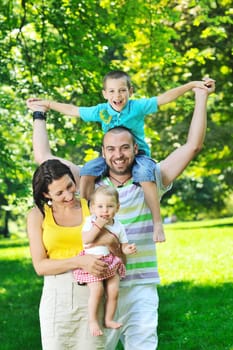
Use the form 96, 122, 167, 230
32, 111, 47, 121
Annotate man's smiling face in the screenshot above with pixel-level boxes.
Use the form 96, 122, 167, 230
102, 128, 138, 176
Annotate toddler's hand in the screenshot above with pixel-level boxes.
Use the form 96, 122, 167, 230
95, 216, 109, 228
124, 243, 137, 255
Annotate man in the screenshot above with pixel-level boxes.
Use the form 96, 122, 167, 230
27, 79, 215, 349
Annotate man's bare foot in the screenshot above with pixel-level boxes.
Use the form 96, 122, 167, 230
105, 320, 122, 329
89, 321, 103, 336
153, 222, 166, 243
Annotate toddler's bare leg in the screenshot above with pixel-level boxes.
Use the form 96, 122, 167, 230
104, 274, 122, 329
140, 181, 166, 243
88, 281, 104, 336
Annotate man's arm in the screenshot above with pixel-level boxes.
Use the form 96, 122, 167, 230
27, 98, 80, 117
157, 79, 213, 106
160, 81, 215, 187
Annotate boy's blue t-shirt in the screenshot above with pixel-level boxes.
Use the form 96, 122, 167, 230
79, 97, 158, 156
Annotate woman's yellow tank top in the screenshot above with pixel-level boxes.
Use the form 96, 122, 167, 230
42, 198, 89, 259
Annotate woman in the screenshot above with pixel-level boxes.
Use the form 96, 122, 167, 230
27, 157, 110, 349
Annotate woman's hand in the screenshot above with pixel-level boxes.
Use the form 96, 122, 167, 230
77, 254, 109, 277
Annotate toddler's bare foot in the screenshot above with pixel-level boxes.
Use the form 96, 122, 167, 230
89, 321, 103, 336
153, 222, 166, 243
105, 320, 122, 329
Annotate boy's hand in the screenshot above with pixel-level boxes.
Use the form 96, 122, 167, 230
193, 78, 215, 95
192, 78, 215, 91
202, 77, 216, 92
26, 98, 50, 112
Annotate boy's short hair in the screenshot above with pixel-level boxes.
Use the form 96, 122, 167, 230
103, 70, 131, 90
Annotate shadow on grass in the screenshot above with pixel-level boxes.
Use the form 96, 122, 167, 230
0, 257, 42, 350
157, 282, 233, 350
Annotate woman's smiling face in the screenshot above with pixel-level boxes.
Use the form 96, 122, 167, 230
45, 174, 77, 206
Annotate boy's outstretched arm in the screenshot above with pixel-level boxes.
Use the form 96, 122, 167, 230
160, 80, 215, 187
157, 78, 214, 106
27, 97, 80, 117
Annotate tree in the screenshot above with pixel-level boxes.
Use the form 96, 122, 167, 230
0, 0, 232, 233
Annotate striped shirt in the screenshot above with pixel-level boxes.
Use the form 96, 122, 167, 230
97, 163, 171, 287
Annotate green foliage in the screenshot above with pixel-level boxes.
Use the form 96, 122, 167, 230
161, 174, 228, 220
0, 0, 232, 232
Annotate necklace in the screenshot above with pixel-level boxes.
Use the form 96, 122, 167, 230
109, 174, 132, 187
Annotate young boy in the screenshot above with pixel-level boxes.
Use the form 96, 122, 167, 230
27, 71, 210, 243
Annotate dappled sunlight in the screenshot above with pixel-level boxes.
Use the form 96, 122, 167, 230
157, 219, 233, 285
0, 237, 31, 260
0, 246, 31, 260
0, 287, 7, 295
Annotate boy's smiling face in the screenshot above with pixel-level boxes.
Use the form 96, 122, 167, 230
102, 77, 133, 112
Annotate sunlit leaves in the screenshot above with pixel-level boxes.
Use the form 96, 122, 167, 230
0, 0, 232, 231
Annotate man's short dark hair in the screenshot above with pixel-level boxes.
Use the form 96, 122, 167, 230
102, 126, 136, 146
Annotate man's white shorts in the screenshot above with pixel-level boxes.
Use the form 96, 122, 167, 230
105, 284, 159, 350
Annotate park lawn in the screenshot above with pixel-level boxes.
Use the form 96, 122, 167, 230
0, 239, 42, 349
0, 218, 233, 350
156, 217, 233, 350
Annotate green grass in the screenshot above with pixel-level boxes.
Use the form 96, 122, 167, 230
1, 218, 233, 350
156, 217, 233, 350
0, 239, 42, 350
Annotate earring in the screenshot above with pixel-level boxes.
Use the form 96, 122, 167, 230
47, 199, 52, 206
